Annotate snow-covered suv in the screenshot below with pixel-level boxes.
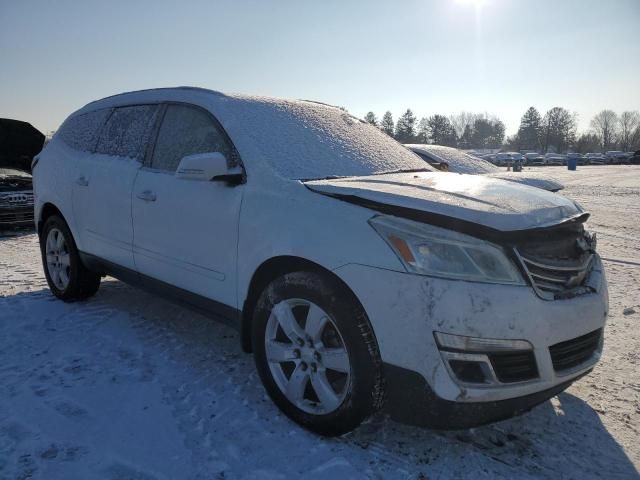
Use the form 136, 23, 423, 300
33, 87, 608, 435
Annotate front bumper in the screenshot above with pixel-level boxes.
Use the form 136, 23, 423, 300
383, 362, 591, 429
0, 205, 35, 228
333, 260, 608, 408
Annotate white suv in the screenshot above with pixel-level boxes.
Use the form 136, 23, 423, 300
33, 87, 608, 435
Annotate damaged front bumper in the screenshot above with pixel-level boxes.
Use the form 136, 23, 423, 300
333, 258, 608, 427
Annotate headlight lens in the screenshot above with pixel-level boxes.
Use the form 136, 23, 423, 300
369, 215, 525, 285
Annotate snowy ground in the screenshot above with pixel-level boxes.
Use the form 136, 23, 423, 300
1, 165, 638, 480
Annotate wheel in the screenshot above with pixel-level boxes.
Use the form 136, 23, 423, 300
252, 271, 384, 436
40, 215, 101, 301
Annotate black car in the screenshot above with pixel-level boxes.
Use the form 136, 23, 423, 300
0, 118, 45, 229
630, 150, 640, 165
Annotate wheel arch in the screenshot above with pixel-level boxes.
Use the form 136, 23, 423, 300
38, 202, 64, 236
240, 256, 370, 353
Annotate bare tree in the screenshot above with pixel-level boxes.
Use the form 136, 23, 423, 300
448, 112, 482, 139
590, 110, 618, 150
618, 111, 640, 151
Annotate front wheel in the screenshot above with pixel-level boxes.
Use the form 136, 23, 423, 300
40, 215, 101, 301
252, 271, 384, 436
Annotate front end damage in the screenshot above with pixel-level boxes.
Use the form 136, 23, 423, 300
326, 196, 607, 428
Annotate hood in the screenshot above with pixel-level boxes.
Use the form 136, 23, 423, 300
0, 119, 45, 173
484, 172, 564, 192
305, 172, 585, 237
0, 168, 33, 192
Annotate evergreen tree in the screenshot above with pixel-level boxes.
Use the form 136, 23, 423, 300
574, 133, 600, 154
394, 109, 417, 143
363, 111, 379, 127
489, 119, 506, 148
416, 117, 429, 143
426, 114, 457, 146
517, 107, 542, 151
458, 124, 473, 149
470, 118, 505, 149
380, 111, 395, 137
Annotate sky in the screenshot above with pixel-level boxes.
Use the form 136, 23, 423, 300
1, 0, 639, 137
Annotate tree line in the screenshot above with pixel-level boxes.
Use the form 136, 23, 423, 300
364, 107, 640, 153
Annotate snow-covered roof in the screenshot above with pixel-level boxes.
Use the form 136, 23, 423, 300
71, 87, 431, 180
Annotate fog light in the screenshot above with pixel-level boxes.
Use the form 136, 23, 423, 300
434, 332, 532, 353
449, 360, 487, 384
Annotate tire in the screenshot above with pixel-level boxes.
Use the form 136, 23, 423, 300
40, 215, 101, 302
252, 270, 384, 436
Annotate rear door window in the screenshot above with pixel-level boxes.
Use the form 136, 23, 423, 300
58, 109, 111, 152
95, 105, 160, 160
149, 104, 233, 172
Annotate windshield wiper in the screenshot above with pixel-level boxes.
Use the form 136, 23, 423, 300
371, 168, 433, 176
301, 168, 433, 182
300, 174, 350, 182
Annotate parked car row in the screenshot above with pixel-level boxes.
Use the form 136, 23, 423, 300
32, 87, 608, 435
476, 150, 636, 166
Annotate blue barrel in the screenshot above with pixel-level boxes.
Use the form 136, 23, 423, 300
567, 157, 577, 170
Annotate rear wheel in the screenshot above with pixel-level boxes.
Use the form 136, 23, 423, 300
40, 215, 101, 301
252, 271, 384, 436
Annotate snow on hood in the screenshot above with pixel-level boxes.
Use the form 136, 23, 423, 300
485, 172, 564, 192
305, 171, 583, 232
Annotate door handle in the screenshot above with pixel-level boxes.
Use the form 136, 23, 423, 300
136, 190, 157, 202
76, 176, 89, 187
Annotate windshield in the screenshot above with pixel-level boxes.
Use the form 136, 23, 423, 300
221, 96, 433, 180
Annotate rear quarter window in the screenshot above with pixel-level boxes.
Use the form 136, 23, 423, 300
95, 105, 160, 160
58, 109, 111, 152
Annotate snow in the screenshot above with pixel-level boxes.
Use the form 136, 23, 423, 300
217, 97, 430, 180
405, 144, 498, 175
306, 170, 582, 231
72, 88, 433, 181
405, 145, 564, 192
151, 104, 234, 171
58, 109, 111, 153
95, 105, 160, 160
1, 165, 639, 479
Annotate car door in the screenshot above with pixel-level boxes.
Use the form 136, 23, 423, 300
131, 103, 244, 309
72, 105, 160, 269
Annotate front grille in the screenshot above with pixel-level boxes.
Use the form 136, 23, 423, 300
549, 329, 602, 372
489, 351, 538, 383
0, 191, 34, 209
518, 253, 594, 299
514, 227, 598, 300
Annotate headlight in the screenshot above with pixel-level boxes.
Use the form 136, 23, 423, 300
369, 215, 525, 285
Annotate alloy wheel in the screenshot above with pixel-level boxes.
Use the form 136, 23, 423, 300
45, 228, 71, 290
265, 298, 351, 415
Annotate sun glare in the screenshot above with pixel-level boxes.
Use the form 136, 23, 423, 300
456, 0, 488, 7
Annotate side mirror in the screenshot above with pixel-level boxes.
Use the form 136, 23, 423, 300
175, 152, 243, 183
